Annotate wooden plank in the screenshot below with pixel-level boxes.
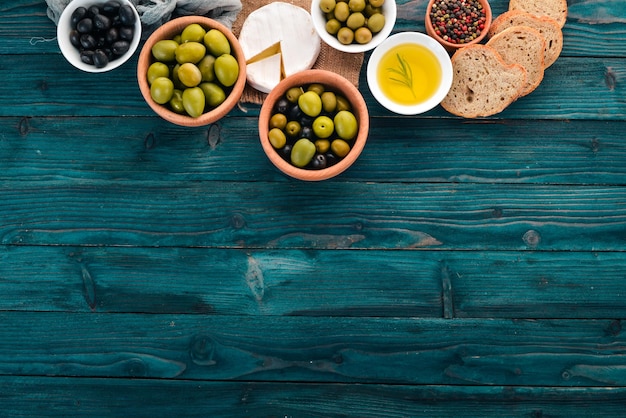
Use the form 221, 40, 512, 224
2, 55, 623, 120
1, 246, 625, 319
6, 0, 626, 58
3, 377, 626, 417
2, 116, 626, 184
1, 180, 625, 251
0, 313, 625, 386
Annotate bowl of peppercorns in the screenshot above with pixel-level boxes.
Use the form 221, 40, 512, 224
259, 70, 369, 181
57, 0, 142, 72
425, 0, 492, 51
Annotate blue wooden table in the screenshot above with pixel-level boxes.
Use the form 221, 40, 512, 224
2, 0, 626, 416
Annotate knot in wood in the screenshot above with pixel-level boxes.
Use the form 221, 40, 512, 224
230, 213, 246, 229
523, 230, 541, 248
189, 335, 217, 366
125, 358, 147, 377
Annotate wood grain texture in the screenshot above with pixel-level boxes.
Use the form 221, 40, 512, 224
4, 377, 626, 417
0, 313, 625, 386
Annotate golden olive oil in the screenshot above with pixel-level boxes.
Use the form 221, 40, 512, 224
377, 43, 442, 106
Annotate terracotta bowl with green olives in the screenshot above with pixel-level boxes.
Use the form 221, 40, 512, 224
259, 70, 369, 181
310, 0, 396, 53
137, 16, 247, 127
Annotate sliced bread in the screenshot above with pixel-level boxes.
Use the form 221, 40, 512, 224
441, 45, 527, 118
486, 26, 545, 96
508, 0, 568, 28
489, 10, 563, 68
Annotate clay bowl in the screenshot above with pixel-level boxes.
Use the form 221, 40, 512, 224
137, 16, 246, 127
425, 0, 492, 52
259, 70, 369, 181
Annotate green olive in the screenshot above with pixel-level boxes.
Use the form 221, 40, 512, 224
354, 27, 373, 44
197, 55, 216, 82
182, 87, 206, 117
214, 54, 239, 87
268, 128, 287, 149
334, 2, 350, 21
331, 139, 351, 158
285, 120, 301, 138
367, 13, 385, 33
325, 19, 342, 36
204, 29, 231, 57
315, 139, 331, 154
337, 27, 354, 45
336, 95, 352, 111
369, 0, 385, 7
147, 62, 169, 85
175, 41, 206, 64
298, 91, 323, 117
169, 89, 185, 113
290, 138, 316, 168
286, 86, 304, 103
334, 110, 358, 140
319, 0, 336, 13
269, 113, 287, 130
150, 77, 174, 104
177, 62, 202, 87
151, 39, 179, 62
321, 91, 337, 113
346, 12, 366, 30
199, 82, 226, 108
308, 83, 325, 95
348, 0, 366, 12
181, 23, 206, 43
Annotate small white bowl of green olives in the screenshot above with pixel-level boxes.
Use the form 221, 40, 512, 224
310, 0, 396, 53
57, 0, 141, 73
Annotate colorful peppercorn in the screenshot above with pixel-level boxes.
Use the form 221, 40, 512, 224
429, 0, 487, 45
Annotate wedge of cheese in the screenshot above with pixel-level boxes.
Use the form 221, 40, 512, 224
238, 2, 321, 93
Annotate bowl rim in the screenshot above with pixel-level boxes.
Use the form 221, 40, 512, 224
424, 0, 492, 51
136, 16, 247, 127
366, 31, 453, 115
57, 0, 142, 73
259, 69, 369, 181
310, 0, 397, 54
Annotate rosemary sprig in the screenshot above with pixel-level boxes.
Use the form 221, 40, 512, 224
386, 53, 416, 98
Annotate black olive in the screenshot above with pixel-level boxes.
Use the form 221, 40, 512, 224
87, 5, 100, 18
93, 49, 109, 68
280, 144, 293, 161
80, 33, 97, 50
119, 26, 134, 41
311, 154, 327, 170
275, 98, 289, 114
76, 17, 93, 34
299, 114, 314, 127
111, 40, 130, 55
102, 1, 122, 16
119, 5, 136, 26
325, 152, 339, 166
80, 50, 95, 65
70, 7, 87, 29
105, 27, 119, 43
300, 126, 314, 140
287, 103, 302, 121
94, 13, 111, 31
69, 30, 81, 48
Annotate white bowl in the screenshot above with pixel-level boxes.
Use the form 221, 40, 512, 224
366, 32, 453, 115
57, 0, 141, 73
310, 0, 396, 54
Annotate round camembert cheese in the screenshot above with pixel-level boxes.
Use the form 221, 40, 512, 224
238, 2, 321, 93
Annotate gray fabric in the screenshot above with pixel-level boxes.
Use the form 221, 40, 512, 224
46, 0, 242, 37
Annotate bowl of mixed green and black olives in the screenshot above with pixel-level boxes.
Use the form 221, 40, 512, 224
57, 0, 141, 72
310, 0, 396, 53
137, 16, 247, 127
259, 70, 369, 181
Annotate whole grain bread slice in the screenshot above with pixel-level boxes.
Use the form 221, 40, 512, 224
509, 0, 568, 28
441, 45, 527, 118
486, 26, 545, 96
489, 10, 563, 68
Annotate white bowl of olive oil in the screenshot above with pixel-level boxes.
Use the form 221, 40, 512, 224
366, 32, 452, 115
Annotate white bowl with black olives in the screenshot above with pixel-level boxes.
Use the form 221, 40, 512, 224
57, 0, 141, 72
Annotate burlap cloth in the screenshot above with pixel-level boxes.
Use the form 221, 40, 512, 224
232, 0, 364, 104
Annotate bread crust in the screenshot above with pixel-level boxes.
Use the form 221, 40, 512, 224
508, 0, 568, 28
486, 26, 546, 96
440, 45, 527, 118
489, 10, 563, 68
